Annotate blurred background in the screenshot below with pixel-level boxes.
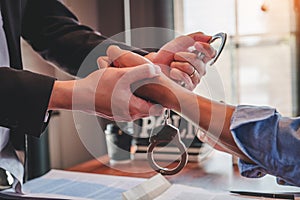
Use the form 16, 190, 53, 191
22, 0, 299, 176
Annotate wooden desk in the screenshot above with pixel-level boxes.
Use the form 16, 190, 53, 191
68, 150, 300, 195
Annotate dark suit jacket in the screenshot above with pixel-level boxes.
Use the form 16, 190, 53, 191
0, 0, 147, 149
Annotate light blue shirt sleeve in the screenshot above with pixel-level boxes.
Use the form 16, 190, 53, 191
230, 105, 300, 186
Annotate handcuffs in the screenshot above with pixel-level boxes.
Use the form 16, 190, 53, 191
147, 109, 187, 175
147, 32, 227, 175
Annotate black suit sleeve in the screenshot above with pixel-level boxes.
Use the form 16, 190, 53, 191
8, 0, 149, 138
0, 67, 55, 137
21, 0, 148, 76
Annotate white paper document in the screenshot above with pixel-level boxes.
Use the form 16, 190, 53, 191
1, 169, 145, 200
0, 169, 275, 200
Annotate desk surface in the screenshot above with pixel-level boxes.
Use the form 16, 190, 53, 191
68, 150, 300, 195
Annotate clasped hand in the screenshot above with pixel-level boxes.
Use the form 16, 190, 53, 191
74, 32, 216, 121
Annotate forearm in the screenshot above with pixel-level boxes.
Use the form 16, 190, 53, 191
48, 79, 96, 114
134, 74, 252, 162
49, 71, 251, 162
48, 81, 74, 111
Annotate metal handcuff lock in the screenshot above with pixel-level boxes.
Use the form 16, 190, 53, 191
147, 32, 227, 176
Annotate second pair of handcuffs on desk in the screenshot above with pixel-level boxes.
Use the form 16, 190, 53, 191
147, 32, 227, 175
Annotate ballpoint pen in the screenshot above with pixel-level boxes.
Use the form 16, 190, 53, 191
230, 190, 296, 199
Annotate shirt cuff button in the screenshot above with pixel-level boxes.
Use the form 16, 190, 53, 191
277, 179, 286, 185
256, 172, 262, 177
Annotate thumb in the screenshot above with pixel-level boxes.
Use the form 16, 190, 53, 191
175, 32, 212, 50
188, 32, 212, 43
121, 63, 161, 85
106, 45, 126, 62
107, 45, 151, 68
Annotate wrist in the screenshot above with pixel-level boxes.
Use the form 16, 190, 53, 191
133, 74, 188, 111
144, 52, 157, 62
48, 80, 74, 111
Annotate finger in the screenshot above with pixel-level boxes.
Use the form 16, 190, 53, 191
173, 52, 206, 77
153, 33, 212, 66
172, 35, 197, 50
172, 32, 213, 51
169, 68, 195, 90
187, 68, 201, 86
156, 35, 201, 58
97, 56, 110, 69
130, 97, 164, 120
170, 61, 194, 77
171, 65, 201, 86
130, 96, 152, 120
194, 42, 217, 63
187, 32, 212, 43
106, 45, 127, 63
174, 51, 198, 63
110, 64, 161, 122
107, 45, 129, 67
107, 45, 150, 68
122, 63, 161, 84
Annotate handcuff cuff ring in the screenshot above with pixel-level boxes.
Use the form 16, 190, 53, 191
147, 126, 188, 176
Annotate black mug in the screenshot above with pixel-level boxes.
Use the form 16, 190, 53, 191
105, 123, 133, 163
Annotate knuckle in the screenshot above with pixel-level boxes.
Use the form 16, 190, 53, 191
96, 56, 102, 63
182, 62, 192, 71
142, 63, 152, 69
96, 57, 103, 66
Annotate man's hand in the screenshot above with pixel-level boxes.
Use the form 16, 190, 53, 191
147, 32, 216, 90
101, 32, 216, 90
49, 62, 163, 122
